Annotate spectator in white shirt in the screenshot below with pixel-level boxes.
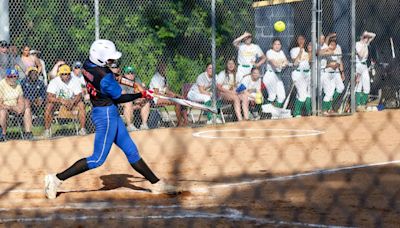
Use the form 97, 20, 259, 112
149, 62, 188, 126
43, 64, 86, 138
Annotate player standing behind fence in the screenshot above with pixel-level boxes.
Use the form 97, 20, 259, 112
320, 39, 345, 114
356, 31, 376, 111
290, 35, 311, 117
263, 38, 289, 108
44, 40, 178, 199
233, 32, 267, 85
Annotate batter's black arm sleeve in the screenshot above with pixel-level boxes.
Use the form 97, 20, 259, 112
113, 93, 143, 104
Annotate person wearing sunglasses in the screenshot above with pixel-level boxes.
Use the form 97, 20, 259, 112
43, 64, 87, 138
0, 68, 33, 141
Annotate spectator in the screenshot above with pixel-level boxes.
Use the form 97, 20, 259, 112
29, 50, 48, 85
290, 35, 311, 117
43, 64, 86, 138
120, 65, 150, 131
18, 45, 42, 78
48, 60, 66, 80
216, 59, 249, 121
0, 40, 10, 79
21, 67, 46, 117
263, 38, 289, 108
188, 63, 222, 124
239, 67, 263, 120
149, 62, 188, 126
109, 62, 121, 75
233, 32, 267, 84
0, 68, 33, 141
71, 61, 89, 101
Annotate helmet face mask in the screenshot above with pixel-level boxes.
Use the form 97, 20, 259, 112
89, 39, 122, 67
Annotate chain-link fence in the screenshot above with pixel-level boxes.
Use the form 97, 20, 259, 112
0, 0, 400, 227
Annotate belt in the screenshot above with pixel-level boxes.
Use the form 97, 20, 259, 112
267, 70, 284, 76
240, 64, 253, 68
296, 69, 310, 73
323, 70, 339, 74
360, 62, 367, 65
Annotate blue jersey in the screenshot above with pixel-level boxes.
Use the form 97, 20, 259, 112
82, 59, 122, 107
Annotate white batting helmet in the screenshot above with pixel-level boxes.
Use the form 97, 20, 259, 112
89, 39, 122, 67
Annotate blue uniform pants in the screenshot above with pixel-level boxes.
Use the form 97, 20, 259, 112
86, 105, 141, 169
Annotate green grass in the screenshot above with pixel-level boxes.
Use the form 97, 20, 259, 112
7, 122, 78, 137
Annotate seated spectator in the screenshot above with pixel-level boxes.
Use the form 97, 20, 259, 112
216, 59, 249, 121
43, 64, 86, 138
48, 60, 66, 80
120, 65, 150, 131
0, 68, 33, 141
21, 67, 46, 117
18, 45, 42, 78
188, 63, 222, 124
239, 68, 262, 119
71, 61, 89, 101
149, 62, 188, 126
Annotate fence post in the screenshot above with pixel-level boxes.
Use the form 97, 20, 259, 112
95, 0, 100, 40
350, 0, 356, 113
211, 0, 217, 123
0, 0, 10, 42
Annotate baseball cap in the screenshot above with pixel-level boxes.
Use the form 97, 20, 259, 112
29, 49, 41, 55
123, 66, 135, 74
6, 68, 18, 77
27, 66, 38, 74
73, 61, 82, 69
57, 64, 71, 76
0, 40, 9, 48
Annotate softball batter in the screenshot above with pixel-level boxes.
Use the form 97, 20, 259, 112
356, 31, 376, 110
263, 38, 288, 108
44, 40, 177, 199
233, 32, 267, 85
290, 35, 311, 117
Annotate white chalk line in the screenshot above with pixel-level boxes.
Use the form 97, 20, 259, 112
192, 128, 325, 139
1, 160, 396, 227
0, 203, 355, 228
4, 160, 400, 194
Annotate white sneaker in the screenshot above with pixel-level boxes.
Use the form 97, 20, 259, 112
127, 124, 138, 132
78, 128, 87, 136
151, 180, 180, 194
206, 120, 213, 125
216, 118, 223, 124
140, 123, 149, 130
44, 174, 62, 199
43, 129, 52, 138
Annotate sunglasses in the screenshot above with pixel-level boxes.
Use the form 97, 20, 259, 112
7, 75, 18, 78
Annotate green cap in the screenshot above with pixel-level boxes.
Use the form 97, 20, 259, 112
122, 66, 135, 74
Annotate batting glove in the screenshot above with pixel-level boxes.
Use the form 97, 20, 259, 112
141, 89, 154, 99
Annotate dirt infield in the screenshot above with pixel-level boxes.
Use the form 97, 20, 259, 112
1, 110, 400, 227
